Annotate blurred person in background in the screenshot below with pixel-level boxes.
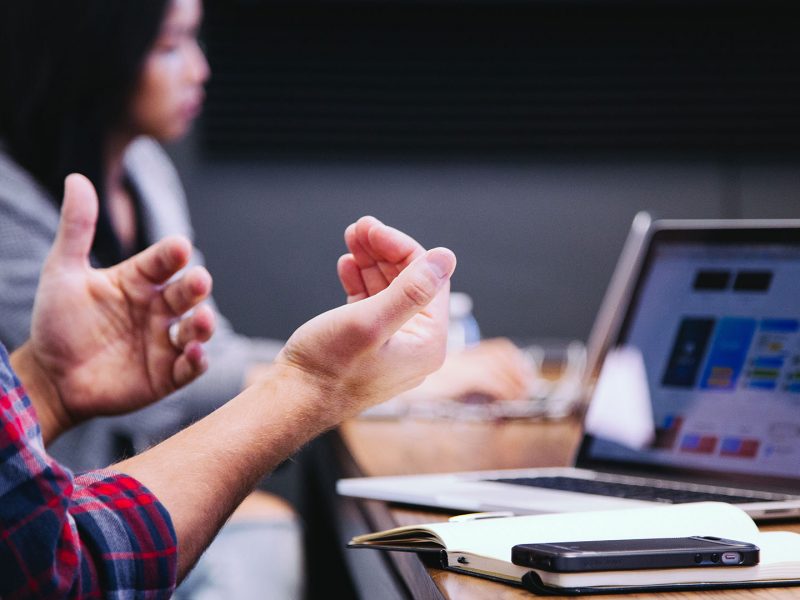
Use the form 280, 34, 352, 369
0, 0, 532, 597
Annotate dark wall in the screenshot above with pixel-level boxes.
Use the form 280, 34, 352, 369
170, 138, 800, 343
200, 1, 800, 158
169, 0, 800, 344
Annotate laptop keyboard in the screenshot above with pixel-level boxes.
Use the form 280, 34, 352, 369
489, 476, 778, 504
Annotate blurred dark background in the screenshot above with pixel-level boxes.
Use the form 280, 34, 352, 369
169, 0, 800, 344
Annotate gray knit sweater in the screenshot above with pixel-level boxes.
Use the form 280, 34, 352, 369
0, 137, 283, 471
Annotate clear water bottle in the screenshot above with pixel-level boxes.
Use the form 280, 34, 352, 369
448, 292, 481, 351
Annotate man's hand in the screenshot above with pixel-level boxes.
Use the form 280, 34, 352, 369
117, 217, 453, 577
338, 216, 534, 403
414, 338, 535, 402
12, 174, 215, 442
276, 216, 455, 420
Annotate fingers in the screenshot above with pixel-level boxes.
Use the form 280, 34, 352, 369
120, 235, 193, 288
357, 247, 456, 344
168, 305, 214, 389
162, 265, 213, 316
337, 254, 368, 303
344, 221, 370, 267
48, 174, 99, 269
172, 340, 209, 388
428, 337, 533, 401
346, 216, 421, 264
473, 338, 533, 392
472, 363, 529, 400
345, 218, 391, 295
471, 338, 534, 400
343, 216, 426, 297
171, 304, 215, 347
363, 219, 424, 266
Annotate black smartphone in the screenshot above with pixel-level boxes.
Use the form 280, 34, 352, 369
511, 536, 760, 573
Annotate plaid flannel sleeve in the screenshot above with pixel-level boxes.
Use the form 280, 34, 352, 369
0, 344, 177, 599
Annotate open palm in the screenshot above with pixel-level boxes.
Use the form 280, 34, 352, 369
29, 174, 214, 426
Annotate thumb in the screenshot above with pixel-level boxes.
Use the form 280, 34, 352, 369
48, 174, 99, 268
359, 247, 456, 343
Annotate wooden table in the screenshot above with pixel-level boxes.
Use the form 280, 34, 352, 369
334, 417, 800, 599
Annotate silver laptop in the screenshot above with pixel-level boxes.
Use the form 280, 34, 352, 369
338, 217, 800, 520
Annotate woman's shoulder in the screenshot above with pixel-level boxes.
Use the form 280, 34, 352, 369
124, 137, 183, 192
124, 136, 194, 240
125, 136, 173, 169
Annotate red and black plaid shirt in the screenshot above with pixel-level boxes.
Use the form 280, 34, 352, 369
0, 344, 177, 599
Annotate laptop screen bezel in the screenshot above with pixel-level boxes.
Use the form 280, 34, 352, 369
574, 220, 800, 494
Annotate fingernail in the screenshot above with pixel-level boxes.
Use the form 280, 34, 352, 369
426, 248, 455, 279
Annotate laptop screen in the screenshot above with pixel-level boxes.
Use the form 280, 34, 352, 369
577, 224, 800, 491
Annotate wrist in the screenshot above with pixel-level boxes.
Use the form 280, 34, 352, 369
10, 342, 73, 444
252, 360, 348, 432
244, 361, 274, 388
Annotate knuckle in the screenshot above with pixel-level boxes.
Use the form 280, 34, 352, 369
401, 275, 434, 307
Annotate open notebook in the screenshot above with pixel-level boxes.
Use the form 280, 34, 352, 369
349, 503, 800, 592
339, 219, 800, 519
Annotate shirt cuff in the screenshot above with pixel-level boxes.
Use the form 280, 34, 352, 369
71, 470, 177, 599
